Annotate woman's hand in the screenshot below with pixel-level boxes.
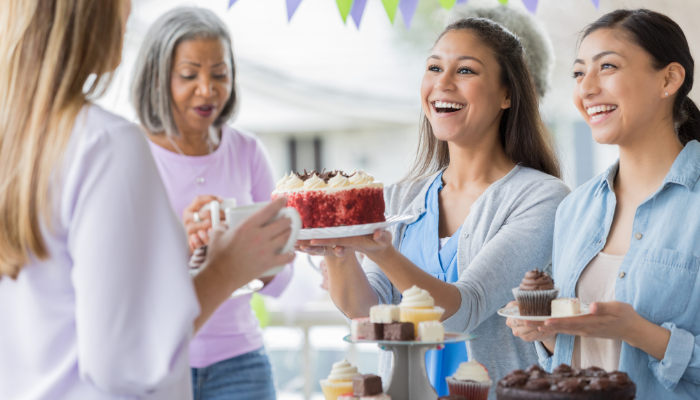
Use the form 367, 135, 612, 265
183, 195, 223, 252
538, 301, 640, 341
204, 197, 296, 283
505, 301, 557, 344
319, 259, 329, 291
304, 229, 394, 262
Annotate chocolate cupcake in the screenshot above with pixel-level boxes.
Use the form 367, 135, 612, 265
512, 269, 559, 316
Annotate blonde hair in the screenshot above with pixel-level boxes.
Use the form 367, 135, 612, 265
0, 0, 126, 278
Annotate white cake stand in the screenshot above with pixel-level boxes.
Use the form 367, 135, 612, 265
343, 332, 475, 400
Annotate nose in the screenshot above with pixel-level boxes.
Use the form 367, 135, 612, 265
434, 71, 456, 92
578, 70, 600, 100
195, 75, 217, 98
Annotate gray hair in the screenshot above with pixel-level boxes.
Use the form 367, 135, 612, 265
131, 7, 236, 136
447, 5, 554, 97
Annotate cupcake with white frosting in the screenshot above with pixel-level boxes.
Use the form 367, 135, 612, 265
445, 361, 492, 400
398, 286, 445, 335
320, 359, 361, 400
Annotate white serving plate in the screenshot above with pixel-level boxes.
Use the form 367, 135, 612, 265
297, 214, 414, 240
497, 303, 591, 321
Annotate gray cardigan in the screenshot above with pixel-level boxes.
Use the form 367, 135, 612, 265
364, 165, 570, 399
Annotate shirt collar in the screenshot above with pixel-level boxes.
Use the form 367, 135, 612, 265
594, 140, 700, 197
663, 140, 700, 190
594, 162, 619, 197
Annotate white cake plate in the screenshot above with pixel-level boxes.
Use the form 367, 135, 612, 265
497, 304, 591, 321
344, 332, 475, 400
297, 215, 414, 240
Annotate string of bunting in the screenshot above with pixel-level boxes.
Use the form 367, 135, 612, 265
228, 0, 602, 27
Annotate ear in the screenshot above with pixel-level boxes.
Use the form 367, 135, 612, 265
661, 62, 686, 98
501, 88, 512, 110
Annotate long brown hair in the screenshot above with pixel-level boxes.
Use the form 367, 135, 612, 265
0, 0, 126, 278
581, 9, 700, 145
405, 18, 560, 181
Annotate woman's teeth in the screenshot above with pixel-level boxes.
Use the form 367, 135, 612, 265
586, 105, 617, 121
433, 101, 464, 113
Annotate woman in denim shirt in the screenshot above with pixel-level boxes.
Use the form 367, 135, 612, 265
507, 9, 700, 399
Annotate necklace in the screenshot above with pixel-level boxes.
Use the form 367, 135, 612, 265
166, 134, 207, 185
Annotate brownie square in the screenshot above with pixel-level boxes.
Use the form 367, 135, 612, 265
353, 374, 383, 396
384, 322, 414, 341
359, 322, 384, 340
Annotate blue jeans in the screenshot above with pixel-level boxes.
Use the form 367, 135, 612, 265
191, 348, 276, 400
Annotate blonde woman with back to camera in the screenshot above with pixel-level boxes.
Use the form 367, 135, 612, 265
0, 1, 294, 399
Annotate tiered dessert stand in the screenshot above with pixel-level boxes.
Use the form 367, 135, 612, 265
343, 332, 475, 400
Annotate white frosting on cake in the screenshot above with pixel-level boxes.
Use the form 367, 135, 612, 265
418, 320, 444, 342
453, 361, 491, 382
276, 173, 290, 189
282, 174, 304, 190
551, 297, 581, 317
349, 170, 375, 185
303, 174, 328, 189
370, 305, 400, 323
272, 170, 383, 194
328, 174, 351, 188
399, 285, 435, 308
327, 359, 360, 382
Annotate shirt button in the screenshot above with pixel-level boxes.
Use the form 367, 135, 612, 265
634, 233, 643, 240
619, 272, 626, 279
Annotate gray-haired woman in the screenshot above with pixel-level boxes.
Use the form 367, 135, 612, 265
131, 8, 289, 400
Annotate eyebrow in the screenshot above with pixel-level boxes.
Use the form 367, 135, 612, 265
573, 51, 621, 65
428, 54, 484, 65
176, 61, 227, 68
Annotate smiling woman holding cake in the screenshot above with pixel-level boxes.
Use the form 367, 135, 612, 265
299, 18, 569, 398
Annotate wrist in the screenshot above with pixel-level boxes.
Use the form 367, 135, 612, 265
624, 315, 661, 349
367, 244, 397, 265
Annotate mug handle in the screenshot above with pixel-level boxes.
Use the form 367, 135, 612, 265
278, 207, 301, 254
210, 200, 221, 228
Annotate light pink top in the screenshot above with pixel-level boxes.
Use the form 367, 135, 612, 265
148, 125, 292, 368
572, 252, 624, 371
0, 105, 199, 400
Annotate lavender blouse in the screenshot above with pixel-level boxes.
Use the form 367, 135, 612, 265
0, 105, 199, 400
148, 125, 292, 368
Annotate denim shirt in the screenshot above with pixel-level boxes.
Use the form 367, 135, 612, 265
537, 140, 700, 399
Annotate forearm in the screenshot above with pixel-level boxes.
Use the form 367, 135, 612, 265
326, 253, 379, 318
192, 261, 245, 334
626, 317, 671, 361
370, 247, 462, 320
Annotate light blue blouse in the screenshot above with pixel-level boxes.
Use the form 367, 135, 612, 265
400, 172, 466, 396
538, 140, 700, 399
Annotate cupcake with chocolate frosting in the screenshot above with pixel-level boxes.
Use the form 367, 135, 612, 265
512, 269, 559, 316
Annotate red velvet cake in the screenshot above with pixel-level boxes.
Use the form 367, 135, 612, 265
271, 170, 385, 229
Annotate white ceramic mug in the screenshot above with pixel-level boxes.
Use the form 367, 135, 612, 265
211, 201, 301, 278
199, 198, 237, 215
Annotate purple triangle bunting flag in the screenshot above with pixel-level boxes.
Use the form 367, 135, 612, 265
522, 0, 538, 13
590, 0, 600, 9
456, 0, 468, 4
350, 0, 368, 28
286, 0, 303, 21
399, 0, 419, 29
228, 0, 237, 8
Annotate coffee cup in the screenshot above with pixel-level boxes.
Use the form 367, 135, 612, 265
210, 200, 301, 278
